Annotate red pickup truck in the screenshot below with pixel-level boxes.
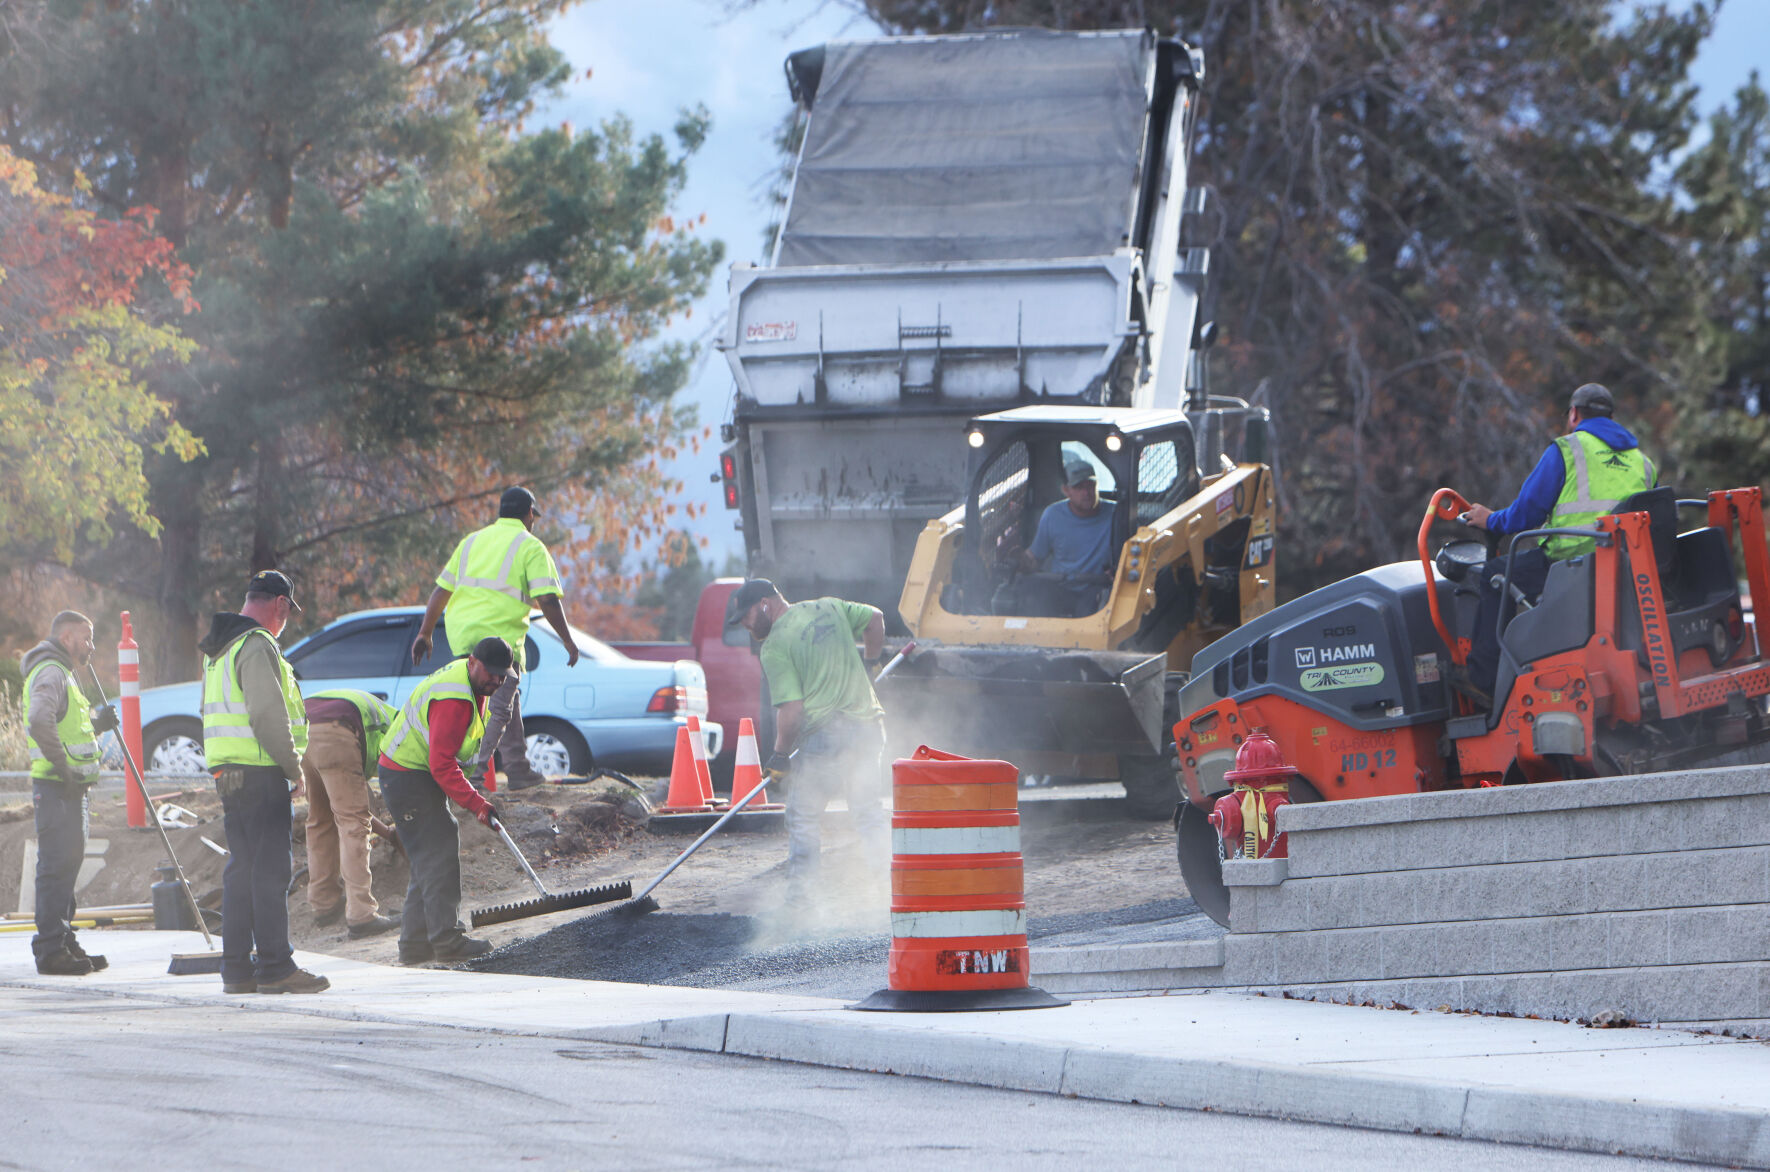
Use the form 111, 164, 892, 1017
613, 578, 762, 779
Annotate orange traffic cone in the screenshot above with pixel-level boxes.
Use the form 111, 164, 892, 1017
687, 715, 717, 804
730, 717, 769, 806
658, 725, 711, 812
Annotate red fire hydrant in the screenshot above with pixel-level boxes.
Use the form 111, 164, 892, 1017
1207, 729, 1296, 861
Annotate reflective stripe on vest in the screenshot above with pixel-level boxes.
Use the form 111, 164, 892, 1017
23, 660, 101, 783
201, 628, 308, 769
1544, 431, 1656, 560
382, 658, 486, 771
309, 688, 397, 775
442, 521, 543, 603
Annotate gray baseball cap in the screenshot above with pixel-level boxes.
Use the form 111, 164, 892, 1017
1570, 383, 1614, 416
1063, 460, 1098, 487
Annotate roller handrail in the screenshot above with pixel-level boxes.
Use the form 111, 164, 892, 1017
1420, 488, 1471, 665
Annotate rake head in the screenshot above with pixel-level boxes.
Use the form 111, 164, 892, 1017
469, 880, 633, 928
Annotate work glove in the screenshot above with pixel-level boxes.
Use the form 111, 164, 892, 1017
764, 753, 793, 784
89, 704, 120, 734
56, 762, 83, 786
477, 800, 500, 829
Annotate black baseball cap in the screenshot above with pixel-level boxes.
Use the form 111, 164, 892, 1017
247, 570, 301, 612
1569, 383, 1614, 417
499, 486, 538, 519
470, 636, 518, 679
724, 579, 781, 629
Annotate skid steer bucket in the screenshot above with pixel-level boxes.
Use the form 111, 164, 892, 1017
874, 646, 1167, 766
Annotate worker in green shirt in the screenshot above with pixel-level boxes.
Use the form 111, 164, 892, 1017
727, 579, 887, 910
411, 487, 581, 789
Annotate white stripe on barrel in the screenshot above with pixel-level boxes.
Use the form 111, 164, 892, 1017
892, 823, 1021, 856
889, 907, 1026, 939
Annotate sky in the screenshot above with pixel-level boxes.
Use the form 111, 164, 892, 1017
544, 0, 1767, 566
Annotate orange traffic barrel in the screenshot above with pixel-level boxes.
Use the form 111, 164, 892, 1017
852, 746, 1065, 1012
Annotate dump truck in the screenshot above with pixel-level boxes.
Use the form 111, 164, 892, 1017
715, 28, 1274, 815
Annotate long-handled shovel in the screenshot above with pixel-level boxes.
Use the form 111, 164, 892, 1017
469, 816, 632, 928
85, 666, 223, 975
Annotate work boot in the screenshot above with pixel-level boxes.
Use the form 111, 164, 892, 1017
505, 774, 546, 791
222, 979, 258, 994
312, 904, 345, 927
66, 936, 108, 972
398, 943, 435, 966
257, 968, 330, 995
346, 913, 400, 939
431, 936, 494, 962
35, 948, 93, 976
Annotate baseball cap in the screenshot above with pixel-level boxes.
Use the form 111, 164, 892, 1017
1569, 383, 1614, 416
470, 636, 518, 678
499, 486, 538, 519
1063, 459, 1098, 487
247, 570, 301, 613
724, 579, 780, 629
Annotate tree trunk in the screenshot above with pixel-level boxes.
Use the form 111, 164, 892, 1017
251, 436, 283, 572
150, 469, 202, 686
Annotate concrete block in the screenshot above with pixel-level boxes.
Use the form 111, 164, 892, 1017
1269, 930, 1327, 983
1616, 801, 1680, 855
1222, 857, 1288, 886
1377, 924, 1439, 980
1491, 917, 1556, 974
1031, 938, 1225, 976
1219, 934, 1276, 987
1333, 870, 1414, 928
1670, 904, 1770, 965
1433, 919, 1497, 977
1239, 882, 1314, 933
1321, 927, 1384, 982
1549, 915, 1609, 971
1502, 809, 1571, 865
1607, 910, 1672, 968
1628, 964, 1763, 1024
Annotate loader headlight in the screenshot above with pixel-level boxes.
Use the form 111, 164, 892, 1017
967, 430, 985, 448
1104, 433, 1122, 452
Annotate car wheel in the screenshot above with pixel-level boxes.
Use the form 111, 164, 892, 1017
523, 718, 590, 778
144, 718, 207, 776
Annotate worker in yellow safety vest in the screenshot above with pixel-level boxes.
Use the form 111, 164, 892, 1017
20, 610, 117, 976
198, 570, 328, 995
1462, 383, 1656, 699
410, 486, 581, 790
300, 688, 399, 938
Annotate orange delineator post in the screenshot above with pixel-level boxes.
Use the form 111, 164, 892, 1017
657, 725, 713, 813
119, 612, 146, 829
852, 745, 1064, 1012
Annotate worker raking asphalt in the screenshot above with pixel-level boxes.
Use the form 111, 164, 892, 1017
465, 898, 1215, 999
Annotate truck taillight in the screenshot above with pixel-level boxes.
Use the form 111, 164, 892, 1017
719, 448, 740, 509
647, 686, 687, 714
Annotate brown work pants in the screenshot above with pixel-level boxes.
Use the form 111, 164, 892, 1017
301, 721, 380, 925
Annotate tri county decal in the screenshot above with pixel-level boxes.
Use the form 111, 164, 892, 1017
1294, 627, 1383, 691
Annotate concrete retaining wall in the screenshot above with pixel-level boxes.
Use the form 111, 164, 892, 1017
1037, 765, 1770, 1033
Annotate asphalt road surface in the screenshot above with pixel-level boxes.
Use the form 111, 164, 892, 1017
0, 987, 1690, 1171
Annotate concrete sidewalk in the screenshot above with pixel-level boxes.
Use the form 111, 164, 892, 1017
6, 929, 1769, 1168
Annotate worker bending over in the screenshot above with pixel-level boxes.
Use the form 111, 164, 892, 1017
1461, 383, 1655, 699
200, 571, 328, 995
301, 688, 398, 938
21, 611, 115, 976
411, 486, 580, 790
378, 637, 511, 964
727, 579, 888, 912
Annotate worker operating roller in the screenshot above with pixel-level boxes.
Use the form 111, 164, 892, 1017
726, 579, 888, 915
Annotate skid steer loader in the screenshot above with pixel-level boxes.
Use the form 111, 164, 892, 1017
1172, 484, 1770, 923
879, 401, 1276, 817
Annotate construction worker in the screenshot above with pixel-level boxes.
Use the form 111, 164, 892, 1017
21, 611, 115, 976
1462, 382, 1656, 698
411, 486, 580, 790
199, 570, 328, 995
378, 636, 512, 965
726, 579, 887, 909
301, 688, 399, 937
1011, 459, 1115, 616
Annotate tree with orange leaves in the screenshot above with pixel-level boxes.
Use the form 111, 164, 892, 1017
0, 145, 201, 566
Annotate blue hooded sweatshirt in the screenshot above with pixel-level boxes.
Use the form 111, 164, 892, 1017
1487, 417, 1650, 535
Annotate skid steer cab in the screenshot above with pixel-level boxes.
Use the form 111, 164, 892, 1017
880, 402, 1277, 818
1173, 485, 1770, 925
